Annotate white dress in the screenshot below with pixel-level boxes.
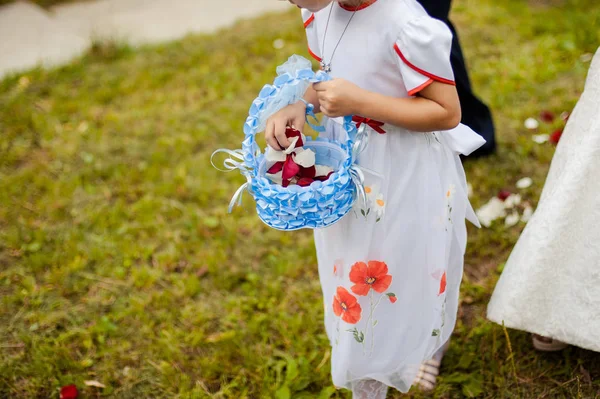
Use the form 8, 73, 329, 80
487, 48, 600, 353
302, 0, 485, 395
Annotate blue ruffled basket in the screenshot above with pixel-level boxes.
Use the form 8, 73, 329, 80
211, 55, 367, 231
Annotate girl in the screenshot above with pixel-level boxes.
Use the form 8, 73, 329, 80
487, 48, 600, 354
267, 0, 485, 396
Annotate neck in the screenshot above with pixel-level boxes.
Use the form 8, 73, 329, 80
340, 0, 365, 6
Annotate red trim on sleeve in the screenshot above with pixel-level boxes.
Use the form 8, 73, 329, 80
393, 43, 455, 86
303, 13, 315, 28
308, 46, 322, 62
408, 78, 434, 96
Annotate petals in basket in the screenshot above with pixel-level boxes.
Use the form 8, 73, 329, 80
282, 155, 301, 183
315, 165, 334, 177
298, 165, 316, 179
294, 148, 316, 168
267, 162, 284, 174
297, 177, 314, 187
266, 170, 283, 185
265, 146, 287, 163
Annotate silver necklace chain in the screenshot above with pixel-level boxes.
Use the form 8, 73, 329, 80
320, 3, 360, 73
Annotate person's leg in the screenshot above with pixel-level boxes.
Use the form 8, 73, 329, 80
416, 0, 496, 157
413, 340, 450, 391
351, 380, 388, 399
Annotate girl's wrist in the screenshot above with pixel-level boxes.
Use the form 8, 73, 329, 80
351, 87, 369, 115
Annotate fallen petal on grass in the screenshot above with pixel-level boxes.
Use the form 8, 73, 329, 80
516, 177, 533, 189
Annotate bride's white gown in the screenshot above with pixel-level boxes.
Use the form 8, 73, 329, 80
487, 48, 600, 352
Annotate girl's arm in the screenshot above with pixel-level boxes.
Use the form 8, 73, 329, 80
313, 79, 461, 132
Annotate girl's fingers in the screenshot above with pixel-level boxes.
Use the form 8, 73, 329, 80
292, 115, 305, 133
274, 119, 290, 149
265, 120, 280, 150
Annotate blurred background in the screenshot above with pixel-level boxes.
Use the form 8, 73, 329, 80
0, 0, 599, 398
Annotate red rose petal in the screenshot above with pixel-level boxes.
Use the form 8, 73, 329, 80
298, 165, 316, 179
285, 126, 304, 147
539, 110, 555, 123
282, 154, 300, 181
314, 171, 334, 182
550, 128, 563, 145
267, 161, 284, 174
297, 177, 314, 187
60, 385, 78, 399
497, 190, 511, 201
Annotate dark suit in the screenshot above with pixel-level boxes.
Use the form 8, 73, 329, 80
417, 0, 496, 156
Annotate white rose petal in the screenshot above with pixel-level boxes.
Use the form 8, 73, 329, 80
525, 118, 539, 130
505, 211, 520, 227
293, 148, 316, 167
266, 170, 283, 185
580, 53, 593, 63
273, 39, 285, 49
265, 145, 286, 163
283, 136, 300, 154
532, 134, 549, 144
516, 177, 533, 189
521, 205, 533, 223
315, 165, 334, 177
504, 194, 522, 209
476, 197, 507, 228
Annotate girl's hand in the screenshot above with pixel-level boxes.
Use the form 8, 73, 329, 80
265, 101, 306, 150
313, 79, 365, 117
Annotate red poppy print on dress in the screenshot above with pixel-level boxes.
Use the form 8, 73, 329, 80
349, 261, 393, 296
439, 271, 447, 295
333, 286, 362, 324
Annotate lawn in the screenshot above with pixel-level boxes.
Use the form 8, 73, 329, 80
1, 0, 600, 398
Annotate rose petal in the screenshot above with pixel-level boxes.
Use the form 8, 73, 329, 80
516, 177, 533, 189
265, 145, 287, 163
504, 194, 522, 209
532, 134, 549, 144
476, 197, 507, 228
84, 381, 106, 389
266, 170, 283, 185
524, 117, 539, 130
282, 154, 300, 180
550, 128, 563, 145
505, 211, 520, 227
540, 111, 555, 123
298, 165, 316, 178
285, 126, 304, 147
297, 177, 314, 187
267, 161, 284, 174
273, 38, 285, 49
283, 136, 300, 154
314, 171, 334, 182
580, 53, 593, 63
521, 205, 533, 223
315, 165, 334, 177
60, 385, 78, 399
497, 190, 512, 201
293, 148, 316, 168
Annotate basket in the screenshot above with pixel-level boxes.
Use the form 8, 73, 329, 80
211, 55, 367, 231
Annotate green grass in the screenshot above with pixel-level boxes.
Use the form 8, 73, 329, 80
1, 0, 600, 397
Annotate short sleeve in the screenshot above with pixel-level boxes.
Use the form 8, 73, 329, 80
393, 16, 455, 96
301, 9, 322, 63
